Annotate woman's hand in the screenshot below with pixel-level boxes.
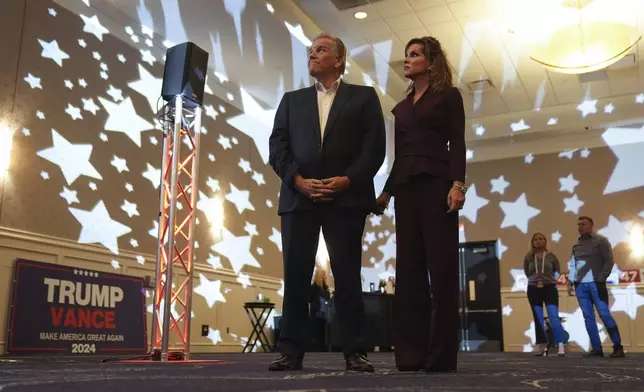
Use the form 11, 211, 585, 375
374, 192, 391, 215
447, 186, 465, 213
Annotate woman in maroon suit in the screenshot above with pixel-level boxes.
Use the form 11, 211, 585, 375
375, 36, 467, 372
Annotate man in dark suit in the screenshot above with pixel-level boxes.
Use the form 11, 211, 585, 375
268, 32, 386, 372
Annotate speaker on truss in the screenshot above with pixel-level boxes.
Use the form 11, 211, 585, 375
161, 42, 209, 108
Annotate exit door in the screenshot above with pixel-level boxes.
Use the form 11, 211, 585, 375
458, 240, 503, 352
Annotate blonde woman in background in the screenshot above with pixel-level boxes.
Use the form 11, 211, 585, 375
308, 268, 331, 351
524, 232, 566, 356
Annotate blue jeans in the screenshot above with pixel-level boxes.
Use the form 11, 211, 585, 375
575, 282, 621, 351
527, 285, 565, 345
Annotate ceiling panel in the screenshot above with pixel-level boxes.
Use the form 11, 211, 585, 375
548, 72, 584, 105
395, 27, 429, 46
407, 0, 446, 11
373, 0, 414, 18
499, 86, 533, 112
472, 89, 509, 117
350, 19, 391, 36
385, 12, 423, 32
416, 5, 454, 27
583, 80, 612, 101
424, 20, 462, 44
608, 67, 641, 96
519, 78, 559, 111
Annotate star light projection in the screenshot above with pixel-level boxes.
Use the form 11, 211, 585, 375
19, 0, 644, 354
601, 126, 644, 195
499, 193, 541, 234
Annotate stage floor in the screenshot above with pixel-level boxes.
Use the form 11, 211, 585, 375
0, 352, 642, 391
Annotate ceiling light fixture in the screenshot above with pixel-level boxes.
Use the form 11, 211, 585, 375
353, 11, 368, 20
510, 0, 641, 74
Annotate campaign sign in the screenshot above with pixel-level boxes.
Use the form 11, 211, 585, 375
7, 259, 147, 355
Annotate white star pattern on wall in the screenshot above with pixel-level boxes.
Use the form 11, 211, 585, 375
601, 126, 644, 195
490, 175, 510, 195
69, 200, 131, 255
24, 73, 42, 89
236, 273, 252, 288
98, 97, 155, 146
211, 229, 261, 274
82, 97, 100, 114
285, 22, 311, 89
65, 103, 83, 120
38, 39, 69, 66
127, 64, 163, 114
80, 14, 109, 41
496, 238, 508, 260
598, 215, 633, 248
60, 186, 79, 205
142, 163, 161, 188
225, 183, 255, 214
509, 268, 528, 292
193, 274, 226, 308
559, 174, 579, 194
377, 234, 396, 264
206, 328, 223, 345
499, 193, 541, 234
36, 129, 102, 185
225, 87, 276, 164
524, 321, 537, 344
576, 99, 597, 117
561, 308, 607, 352
610, 283, 644, 320
269, 227, 282, 252
460, 184, 489, 223
510, 119, 530, 132
563, 194, 584, 214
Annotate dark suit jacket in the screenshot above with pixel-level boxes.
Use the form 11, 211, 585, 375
383, 86, 465, 195
269, 81, 386, 215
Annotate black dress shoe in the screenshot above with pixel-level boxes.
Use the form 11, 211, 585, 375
345, 353, 374, 372
268, 355, 303, 371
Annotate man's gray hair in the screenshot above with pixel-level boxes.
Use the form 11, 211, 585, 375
313, 32, 347, 75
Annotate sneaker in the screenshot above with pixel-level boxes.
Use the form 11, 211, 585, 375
557, 343, 565, 357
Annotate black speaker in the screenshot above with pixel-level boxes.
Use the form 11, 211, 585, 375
161, 42, 209, 108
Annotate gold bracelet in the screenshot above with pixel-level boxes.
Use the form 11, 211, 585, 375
452, 184, 468, 194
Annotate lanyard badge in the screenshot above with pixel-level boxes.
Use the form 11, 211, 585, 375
536, 252, 547, 288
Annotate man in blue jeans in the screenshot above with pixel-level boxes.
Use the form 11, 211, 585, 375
567, 216, 625, 357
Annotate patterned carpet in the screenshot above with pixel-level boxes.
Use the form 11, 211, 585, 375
0, 352, 642, 391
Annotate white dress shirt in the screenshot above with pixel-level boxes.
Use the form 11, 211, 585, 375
315, 77, 342, 144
